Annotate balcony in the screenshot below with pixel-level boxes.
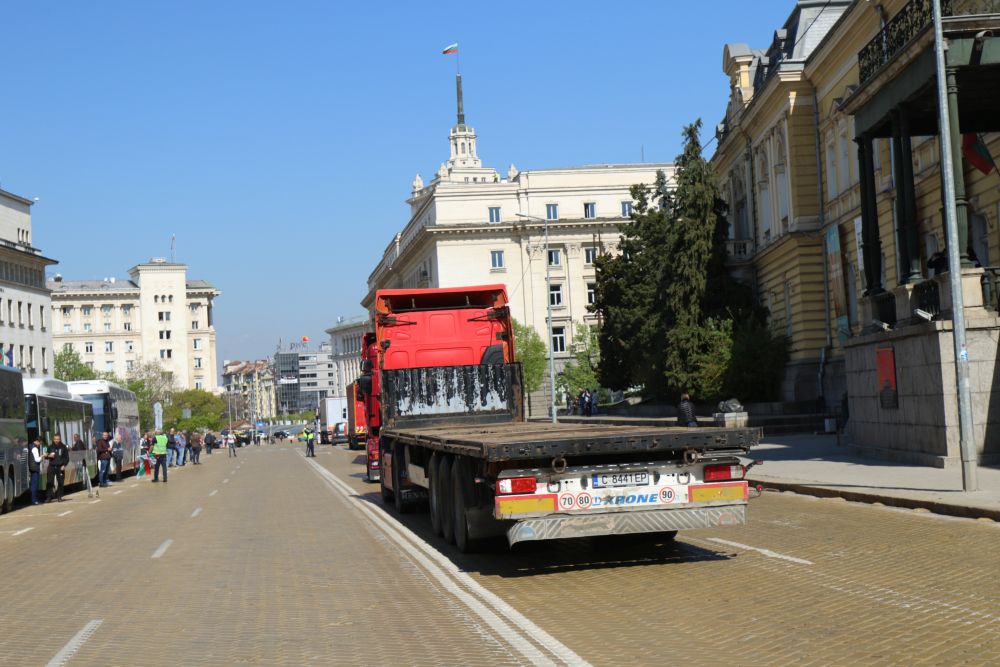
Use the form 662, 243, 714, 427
859, 0, 1000, 85
726, 239, 755, 261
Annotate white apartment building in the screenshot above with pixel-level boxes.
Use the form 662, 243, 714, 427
0, 189, 58, 377
325, 315, 369, 398
49, 258, 220, 391
297, 342, 335, 409
222, 359, 276, 420
364, 75, 674, 383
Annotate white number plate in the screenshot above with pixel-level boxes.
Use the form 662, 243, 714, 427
591, 471, 649, 488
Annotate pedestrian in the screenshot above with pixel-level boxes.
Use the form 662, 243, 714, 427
184, 430, 194, 463
45, 433, 70, 502
191, 433, 202, 464
71, 433, 86, 451
28, 437, 42, 505
204, 431, 215, 455
303, 426, 316, 457
152, 431, 169, 483
678, 392, 698, 428
176, 430, 188, 466
227, 432, 237, 458
96, 431, 112, 488
167, 428, 178, 467
111, 434, 124, 481
584, 389, 593, 417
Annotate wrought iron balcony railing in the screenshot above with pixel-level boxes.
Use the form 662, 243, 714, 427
725, 239, 754, 261
858, 0, 1000, 85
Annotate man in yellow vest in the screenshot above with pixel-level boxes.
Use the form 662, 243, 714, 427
152, 430, 169, 483
303, 426, 316, 458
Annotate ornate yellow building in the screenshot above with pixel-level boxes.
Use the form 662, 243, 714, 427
714, 0, 1000, 466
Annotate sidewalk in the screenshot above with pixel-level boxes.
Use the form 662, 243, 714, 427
746, 434, 1000, 521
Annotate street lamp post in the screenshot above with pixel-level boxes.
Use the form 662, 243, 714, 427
516, 212, 558, 423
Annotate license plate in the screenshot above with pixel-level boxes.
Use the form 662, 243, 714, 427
591, 471, 649, 488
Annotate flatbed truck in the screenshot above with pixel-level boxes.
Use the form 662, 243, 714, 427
358, 284, 758, 551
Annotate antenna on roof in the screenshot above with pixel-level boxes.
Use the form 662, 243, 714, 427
641, 144, 645, 162
170, 234, 176, 262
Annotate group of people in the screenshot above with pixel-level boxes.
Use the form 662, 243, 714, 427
140, 428, 237, 483
575, 389, 597, 416
25, 430, 125, 505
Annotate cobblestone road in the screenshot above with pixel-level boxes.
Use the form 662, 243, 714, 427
1, 441, 997, 666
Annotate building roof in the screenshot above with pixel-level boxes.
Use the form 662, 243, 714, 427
47, 278, 139, 293
324, 315, 369, 334
185, 279, 218, 291
0, 188, 34, 206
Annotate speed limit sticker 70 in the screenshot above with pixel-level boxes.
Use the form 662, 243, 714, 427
659, 487, 676, 503
559, 493, 576, 510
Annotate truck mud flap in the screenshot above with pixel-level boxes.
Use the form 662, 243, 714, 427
507, 504, 746, 545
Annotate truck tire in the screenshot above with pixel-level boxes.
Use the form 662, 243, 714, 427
0, 469, 8, 514
393, 442, 411, 514
451, 457, 479, 553
438, 456, 454, 544
379, 444, 393, 503
428, 453, 443, 537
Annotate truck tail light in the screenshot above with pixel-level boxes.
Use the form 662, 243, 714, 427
703, 464, 746, 482
496, 477, 537, 495
369, 448, 380, 461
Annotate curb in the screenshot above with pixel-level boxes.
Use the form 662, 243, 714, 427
747, 477, 1000, 522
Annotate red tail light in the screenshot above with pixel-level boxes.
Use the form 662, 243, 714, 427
496, 477, 537, 495
703, 464, 746, 482
369, 448, 380, 461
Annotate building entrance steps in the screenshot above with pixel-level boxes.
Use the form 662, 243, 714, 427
746, 434, 1000, 521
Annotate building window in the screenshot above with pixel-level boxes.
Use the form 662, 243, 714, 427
63, 324, 71, 333
61, 306, 71, 317
194, 357, 203, 369
551, 326, 566, 353
82, 306, 92, 317
42, 347, 48, 373
160, 349, 172, 359
191, 303, 200, 313
85, 342, 94, 354
154, 296, 159, 303
546, 203, 559, 220
122, 305, 132, 316
491, 250, 505, 269
584, 202, 596, 219
193, 338, 202, 350
101, 305, 112, 315
587, 282, 597, 305
17, 302, 23, 326
584, 247, 597, 265
62, 343, 73, 353
38, 305, 44, 330
126, 360, 135, 371
549, 284, 563, 306
195, 377, 204, 390
488, 207, 501, 223
124, 322, 132, 331
547, 249, 561, 266
192, 321, 199, 330
168, 295, 173, 303
86, 361, 94, 370
103, 322, 111, 332
126, 341, 134, 353
159, 330, 171, 340
83, 323, 92, 333
158, 311, 170, 321
105, 341, 114, 353
621, 201, 633, 217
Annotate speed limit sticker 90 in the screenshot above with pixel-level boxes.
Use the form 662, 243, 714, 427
659, 487, 676, 503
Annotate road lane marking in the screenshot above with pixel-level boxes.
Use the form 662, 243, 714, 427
89, 499, 101, 504
209, 490, 218, 497
131, 484, 138, 488
705, 538, 814, 565
57, 510, 72, 517
151, 539, 173, 559
304, 456, 587, 667
223, 478, 229, 484
191, 507, 202, 518
46, 619, 103, 667
113, 490, 123, 495
13, 527, 34, 536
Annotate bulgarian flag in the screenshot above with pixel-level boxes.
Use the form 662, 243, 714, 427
442, 43, 458, 55
962, 133, 996, 175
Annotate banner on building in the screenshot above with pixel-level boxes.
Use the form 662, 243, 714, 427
826, 226, 851, 345
876, 347, 898, 409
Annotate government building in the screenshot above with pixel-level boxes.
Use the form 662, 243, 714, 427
364, 75, 673, 409
49, 258, 220, 391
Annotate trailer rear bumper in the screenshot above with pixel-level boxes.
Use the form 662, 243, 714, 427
506, 503, 746, 545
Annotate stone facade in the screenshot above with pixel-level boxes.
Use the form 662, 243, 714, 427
325, 315, 369, 398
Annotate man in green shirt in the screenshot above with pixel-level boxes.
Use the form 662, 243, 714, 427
303, 426, 316, 457
152, 430, 169, 483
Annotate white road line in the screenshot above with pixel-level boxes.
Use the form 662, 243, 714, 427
89, 499, 101, 505
13, 527, 34, 536
131, 484, 138, 488
113, 490, 123, 495
46, 619, 103, 667
305, 456, 588, 667
223, 478, 229, 484
191, 507, 202, 518
705, 537, 814, 565
151, 539, 173, 559
209, 490, 218, 497
57, 510, 72, 517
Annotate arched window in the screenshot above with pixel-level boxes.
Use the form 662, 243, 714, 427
154, 295, 159, 303
460, 142, 466, 154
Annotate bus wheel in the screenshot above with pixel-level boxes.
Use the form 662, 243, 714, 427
0, 469, 6, 514
428, 454, 443, 537
438, 456, 454, 544
451, 457, 479, 553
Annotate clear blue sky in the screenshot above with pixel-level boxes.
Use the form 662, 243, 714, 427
2, 0, 793, 376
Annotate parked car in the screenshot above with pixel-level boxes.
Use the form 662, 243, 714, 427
331, 422, 349, 444
273, 430, 289, 440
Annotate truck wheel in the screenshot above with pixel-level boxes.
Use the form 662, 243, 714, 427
451, 457, 479, 553
0, 469, 7, 514
439, 456, 454, 544
379, 446, 393, 503
428, 454, 443, 536
393, 442, 411, 514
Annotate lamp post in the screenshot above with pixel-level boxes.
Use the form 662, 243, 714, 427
516, 212, 558, 423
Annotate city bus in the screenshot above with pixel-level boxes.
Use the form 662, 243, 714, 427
68, 380, 141, 476
24, 378, 95, 491
0, 367, 28, 513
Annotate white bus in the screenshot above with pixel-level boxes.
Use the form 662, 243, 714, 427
0, 367, 28, 513
24, 378, 95, 493
68, 380, 142, 476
